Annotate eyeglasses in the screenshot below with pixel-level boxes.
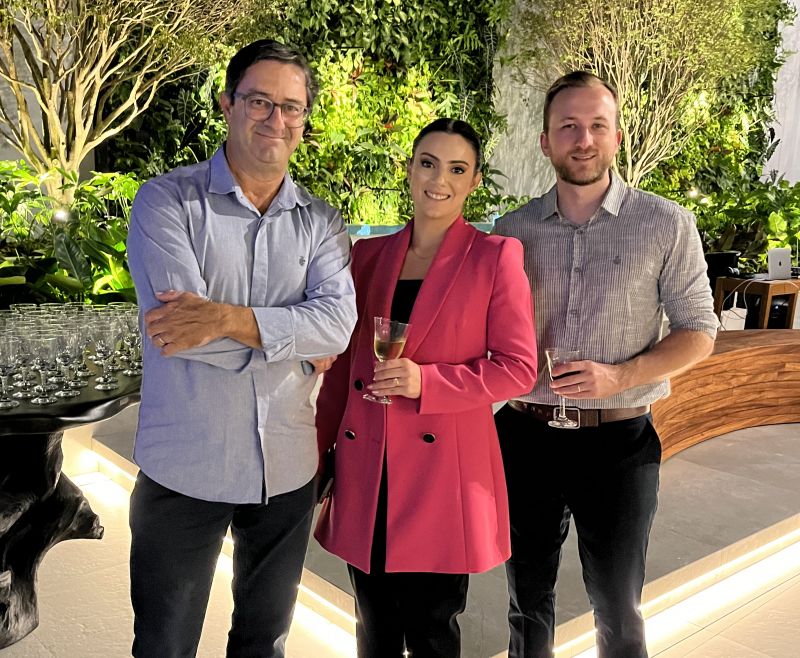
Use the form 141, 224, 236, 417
232, 92, 309, 127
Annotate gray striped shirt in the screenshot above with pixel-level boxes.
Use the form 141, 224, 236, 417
494, 172, 717, 408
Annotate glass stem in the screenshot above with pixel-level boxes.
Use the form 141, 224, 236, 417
0, 375, 8, 401
559, 396, 567, 419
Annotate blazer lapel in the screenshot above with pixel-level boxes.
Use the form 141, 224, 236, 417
403, 218, 477, 359
362, 223, 412, 321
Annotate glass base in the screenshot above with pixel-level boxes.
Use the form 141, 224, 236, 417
123, 368, 143, 377
31, 395, 57, 405
548, 418, 580, 429
12, 389, 34, 399
363, 392, 392, 405
55, 389, 81, 398
548, 406, 580, 429
95, 375, 118, 384
0, 398, 20, 409
95, 382, 119, 391
69, 379, 89, 388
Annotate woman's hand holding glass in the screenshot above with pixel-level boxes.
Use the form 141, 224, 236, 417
368, 357, 422, 401
363, 317, 412, 404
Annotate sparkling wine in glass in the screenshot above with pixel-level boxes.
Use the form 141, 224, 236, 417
363, 316, 411, 405
545, 348, 581, 429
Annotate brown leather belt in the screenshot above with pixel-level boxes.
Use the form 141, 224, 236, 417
507, 399, 650, 427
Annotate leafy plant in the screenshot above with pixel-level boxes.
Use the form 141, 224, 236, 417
0, 162, 140, 307
0, 0, 286, 204
100, 0, 523, 224
640, 0, 798, 270
511, 0, 794, 186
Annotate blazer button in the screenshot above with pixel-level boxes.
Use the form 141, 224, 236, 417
344, 430, 356, 440
422, 433, 436, 444
354, 379, 364, 391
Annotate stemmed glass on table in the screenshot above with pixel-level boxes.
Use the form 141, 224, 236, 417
545, 348, 582, 429
30, 334, 59, 405
92, 320, 121, 391
363, 316, 411, 405
0, 335, 21, 409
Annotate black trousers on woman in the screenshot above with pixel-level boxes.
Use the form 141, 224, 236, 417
347, 460, 469, 658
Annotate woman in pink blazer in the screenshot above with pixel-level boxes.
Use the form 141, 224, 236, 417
315, 118, 538, 658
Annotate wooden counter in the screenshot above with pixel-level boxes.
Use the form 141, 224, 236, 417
652, 329, 800, 460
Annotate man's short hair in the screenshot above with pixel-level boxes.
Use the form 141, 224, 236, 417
225, 40, 319, 110
542, 71, 619, 132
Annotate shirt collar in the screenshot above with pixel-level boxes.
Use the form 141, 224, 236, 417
207, 145, 312, 211
540, 169, 628, 221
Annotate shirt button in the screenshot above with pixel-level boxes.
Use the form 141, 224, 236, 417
353, 379, 364, 391
422, 433, 436, 443
573, 267, 583, 274
569, 309, 579, 316
344, 430, 356, 440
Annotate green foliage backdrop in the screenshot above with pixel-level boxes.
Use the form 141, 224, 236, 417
641, 0, 800, 270
98, 0, 517, 224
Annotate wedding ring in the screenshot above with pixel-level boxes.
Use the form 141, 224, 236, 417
394, 377, 400, 387
577, 385, 581, 393
156, 335, 166, 347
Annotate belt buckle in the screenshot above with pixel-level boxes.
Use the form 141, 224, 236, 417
550, 405, 581, 429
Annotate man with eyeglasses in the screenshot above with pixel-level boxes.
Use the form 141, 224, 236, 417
126, 40, 356, 657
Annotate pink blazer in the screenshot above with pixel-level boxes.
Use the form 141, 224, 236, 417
314, 218, 537, 574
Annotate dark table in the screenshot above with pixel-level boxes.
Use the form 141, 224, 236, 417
0, 371, 140, 648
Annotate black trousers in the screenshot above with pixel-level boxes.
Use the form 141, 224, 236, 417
347, 459, 469, 658
495, 404, 661, 658
129, 472, 315, 658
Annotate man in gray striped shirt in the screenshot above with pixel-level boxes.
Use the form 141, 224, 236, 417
494, 72, 717, 658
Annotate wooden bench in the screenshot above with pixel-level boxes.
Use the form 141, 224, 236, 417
652, 329, 800, 460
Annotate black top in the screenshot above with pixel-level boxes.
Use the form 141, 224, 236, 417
390, 279, 423, 325
370, 278, 423, 570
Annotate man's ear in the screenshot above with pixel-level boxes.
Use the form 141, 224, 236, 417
219, 92, 233, 122
540, 131, 551, 158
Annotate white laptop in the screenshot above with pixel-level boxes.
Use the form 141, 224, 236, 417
767, 247, 792, 280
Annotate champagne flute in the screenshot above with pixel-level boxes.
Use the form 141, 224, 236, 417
363, 316, 411, 405
30, 334, 59, 405
0, 335, 21, 409
93, 322, 120, 391
545, 348, 581, 429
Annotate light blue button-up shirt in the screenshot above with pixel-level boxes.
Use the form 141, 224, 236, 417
127, 147, 357, 503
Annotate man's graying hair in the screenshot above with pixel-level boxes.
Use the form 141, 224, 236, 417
542, 71, 619, 132
225, 40, 319, 109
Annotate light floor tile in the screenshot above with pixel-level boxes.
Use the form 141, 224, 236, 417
0, 635, 56, 658
664, 635, 772, 658
652, 628, 717, 658
717, 580, 800, 656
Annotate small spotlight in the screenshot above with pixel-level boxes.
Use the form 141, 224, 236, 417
52, 208, 70, 224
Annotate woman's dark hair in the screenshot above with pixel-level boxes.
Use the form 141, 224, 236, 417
225, 39, 319, 109
411, 118, 483, 172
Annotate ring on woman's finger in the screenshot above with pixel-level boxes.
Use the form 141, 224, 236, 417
577, 385, 581, 393
394, 377, 400, 386
156, 335, 166, 347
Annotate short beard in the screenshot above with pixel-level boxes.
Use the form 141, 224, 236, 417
551, 152, 615, 186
